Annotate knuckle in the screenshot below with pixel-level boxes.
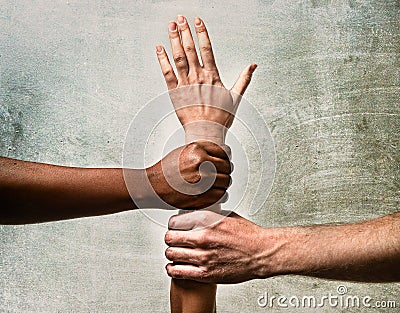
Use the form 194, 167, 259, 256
196, 26, 207, 34
188, 72, 203, 84
184, 45, 195, 53
200, 268, 211, 280
194, 211, 209, 226
166, 265, 178, 278
196, 232, 208, 245
200, 45, 212, 54
189, 153, 202, 166
201, 211, 211, 225
189, 172, 201, 184
179, 23, 189, 31
163, 68, 173, 77
174, 54, 186, 65
222, 145, 232, 159
216, 188, 225, 197
199, 252, 210, 265
187, 142, 202, 152
242, 73, 252, 83
229, 161, 234, 173
204, 70, 219, 82
212, 78, 223, 86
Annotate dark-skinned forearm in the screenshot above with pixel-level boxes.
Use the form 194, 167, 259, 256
0, 156, 137, 224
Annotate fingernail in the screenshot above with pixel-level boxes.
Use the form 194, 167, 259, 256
177, 15, 186, 25
156, 45, 163, 54
250, 64, 258, 72
169, 22, 177, 32
194, 17, 202, 27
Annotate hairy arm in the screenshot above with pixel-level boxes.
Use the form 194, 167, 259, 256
282, 211, 400, 282
165, 210, 400, 283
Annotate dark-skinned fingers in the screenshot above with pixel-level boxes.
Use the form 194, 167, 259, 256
156, 45, 178, 90
213, 173, 231, 190
196, 189, 229, 207
200, 141, 231, 160
176, 15, 201, 69
207, 157, 233, 174
168, 21, 189, 79
194, 17, 218, 71
215, 190, 229, 204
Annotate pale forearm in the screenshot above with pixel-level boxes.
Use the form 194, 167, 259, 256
264, 212, 400, 282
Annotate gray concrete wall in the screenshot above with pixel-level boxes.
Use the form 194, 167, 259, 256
0, 0, 399, 312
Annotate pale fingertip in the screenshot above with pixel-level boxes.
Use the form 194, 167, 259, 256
169, 21, 178, 32
194, 17, 203, 27
177, 15, 186, 25
165, 263, 173, 276
250, 63, 258, 73
168, 214, 177, 230
156, 45, 164, 55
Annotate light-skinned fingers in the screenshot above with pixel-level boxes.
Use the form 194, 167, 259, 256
169, 210, 221, 230
164, 229, 205, 247
168, 213, 195, 230
166, 263, 204, 281
194, 17, 217, 70
168, 21, 189, 78
177, 15, 200, 69
156, 45, 178, 89
231, 63, 257, 96
165, 247, 204, 265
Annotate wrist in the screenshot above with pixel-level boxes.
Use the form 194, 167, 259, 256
123, 168, 160, 209
184, 121, 226, 145
256, 227, 308, 279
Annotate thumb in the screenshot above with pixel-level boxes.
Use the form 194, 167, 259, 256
230, 63, 257, 97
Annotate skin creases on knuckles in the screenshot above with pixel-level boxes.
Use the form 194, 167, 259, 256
146, 143, 231, 209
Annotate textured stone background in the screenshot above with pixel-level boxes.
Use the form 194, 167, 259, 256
0, 0, 399, 312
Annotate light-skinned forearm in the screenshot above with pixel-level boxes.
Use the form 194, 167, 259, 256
261, 212, 400, 282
